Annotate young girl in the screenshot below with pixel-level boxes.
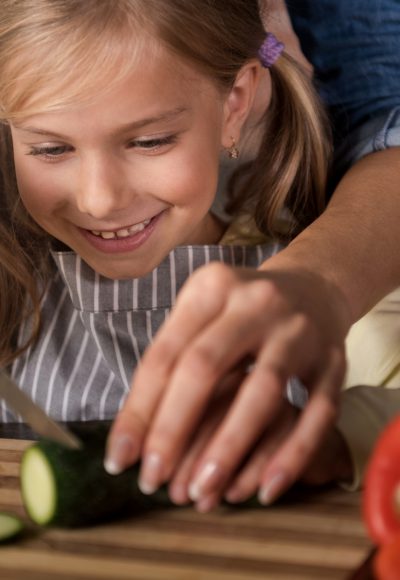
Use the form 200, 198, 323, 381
0, 0, 398, 512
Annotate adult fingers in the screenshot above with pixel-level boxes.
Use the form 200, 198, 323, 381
168, 373, 240, 505
105, 263, 234, 474
257, 347, 346, 505
136, 275, 293, 493
225, 404, 299, 504
186, 315, 318, 502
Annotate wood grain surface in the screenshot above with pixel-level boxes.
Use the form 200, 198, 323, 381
0, 437, 373, 580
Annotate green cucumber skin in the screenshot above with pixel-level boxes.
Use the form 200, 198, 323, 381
21, 423, 171, 528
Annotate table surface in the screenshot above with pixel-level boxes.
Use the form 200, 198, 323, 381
0, 436, 373, 580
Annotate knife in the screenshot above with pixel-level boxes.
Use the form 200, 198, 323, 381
0, 369, 81, 449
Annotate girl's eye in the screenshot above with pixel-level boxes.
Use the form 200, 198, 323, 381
27, 145, 72, 159
129, 135, 177, 151
25, 135, 177, 160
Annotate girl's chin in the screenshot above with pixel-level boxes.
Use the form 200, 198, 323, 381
74, 244, 168, 280
80, 257, 158, 280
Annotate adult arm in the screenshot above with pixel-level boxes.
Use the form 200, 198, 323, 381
271, 146, 400, 322
105, 2, 400, 507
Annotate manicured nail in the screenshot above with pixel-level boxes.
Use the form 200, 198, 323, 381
104, 434, 138, 475
188, 462, 222, 502
169, 483, 190, 506
138, 453, 163, 495
258, 472, 286, 505
196, 495, 219, 513
225, 487, 246, 504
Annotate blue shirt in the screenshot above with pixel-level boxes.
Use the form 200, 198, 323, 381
288, 0, 400, 187
289, 1, 400, 130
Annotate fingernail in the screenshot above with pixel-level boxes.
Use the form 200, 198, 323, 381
104, 434, 138, 475
138, 453, 163, 495
225, 487, 245, 504
188, 462, 222, 502
169, 483, 190, 506
196, 495, 219, 513
258, 472, 286, 505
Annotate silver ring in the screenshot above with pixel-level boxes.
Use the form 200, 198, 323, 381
286, 376, 308, 409
245, 364, 308, 409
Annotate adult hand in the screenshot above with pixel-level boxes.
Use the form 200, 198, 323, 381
105, 255, 350, 505
168, 401, 353, 511
169, 394, 301, 511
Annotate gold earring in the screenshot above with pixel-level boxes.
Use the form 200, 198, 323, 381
228, 137, 239, 160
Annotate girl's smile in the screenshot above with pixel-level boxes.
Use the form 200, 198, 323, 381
89, 218, 153, 239
78, 211, 164, 255
10, 48, 231, 279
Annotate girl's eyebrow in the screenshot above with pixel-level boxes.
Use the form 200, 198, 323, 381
13, 106, 190, 139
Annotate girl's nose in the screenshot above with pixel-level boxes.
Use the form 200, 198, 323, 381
76, 156, 132, 219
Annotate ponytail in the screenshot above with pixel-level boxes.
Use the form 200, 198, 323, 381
228, 53, 332, 240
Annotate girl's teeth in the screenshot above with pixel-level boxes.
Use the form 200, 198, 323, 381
91, 218, 151, 239
116, 228, 131, 238
100, 231, 115, 240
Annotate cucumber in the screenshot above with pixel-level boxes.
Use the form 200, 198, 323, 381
0, 512, 24, 543
20, 422, 171, 527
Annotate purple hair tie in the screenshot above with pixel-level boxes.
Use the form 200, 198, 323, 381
258, 32, 284, 68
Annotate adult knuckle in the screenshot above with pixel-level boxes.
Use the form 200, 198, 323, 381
144, 434, 179, 466
147, 422, 178, 448
291, 312, 310, 335
184, 344, 221, 379
143, 338, 175, 367
225, 281, 273, 320
217, 432, 244, 462
206, 263, 235, 292
248, 279, 289, 315
184, 263, 234, 307
257, 361, 287, 388
196, 262, 233, 287
118, 407, 150, 438
293, 437, 313, 462
248, 379, 279, 409
249, 279, 276, 306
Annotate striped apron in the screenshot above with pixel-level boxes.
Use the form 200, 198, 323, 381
3, 242, 282, 422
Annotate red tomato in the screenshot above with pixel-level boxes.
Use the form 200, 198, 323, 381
363, 415, 400, 546
374, 534, 400, 580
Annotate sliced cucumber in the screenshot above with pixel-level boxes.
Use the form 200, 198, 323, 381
20, 446, 57, 526
0, 512, 24, 543
20, 423, 171, 527
20, 422, 261, 528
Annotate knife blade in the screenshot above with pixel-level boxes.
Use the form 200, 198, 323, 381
0, 369, 81, 449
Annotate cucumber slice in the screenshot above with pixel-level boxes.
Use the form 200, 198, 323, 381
0, 512, 24, 543
20, 446, 57, 526
20, 423, 171, 527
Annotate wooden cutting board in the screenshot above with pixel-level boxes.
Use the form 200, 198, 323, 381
0, 437, 373, 580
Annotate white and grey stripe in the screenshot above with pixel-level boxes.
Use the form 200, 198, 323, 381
4, 242, 282, 423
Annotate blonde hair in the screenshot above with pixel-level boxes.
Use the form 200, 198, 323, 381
227, 53, 330, 236
0, 0, 330, 364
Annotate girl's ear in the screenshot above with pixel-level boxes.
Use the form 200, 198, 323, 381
221, 60, 262, 149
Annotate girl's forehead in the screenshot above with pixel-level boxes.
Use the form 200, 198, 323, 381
4, 31, 203, 120
14, 48, 218, 126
